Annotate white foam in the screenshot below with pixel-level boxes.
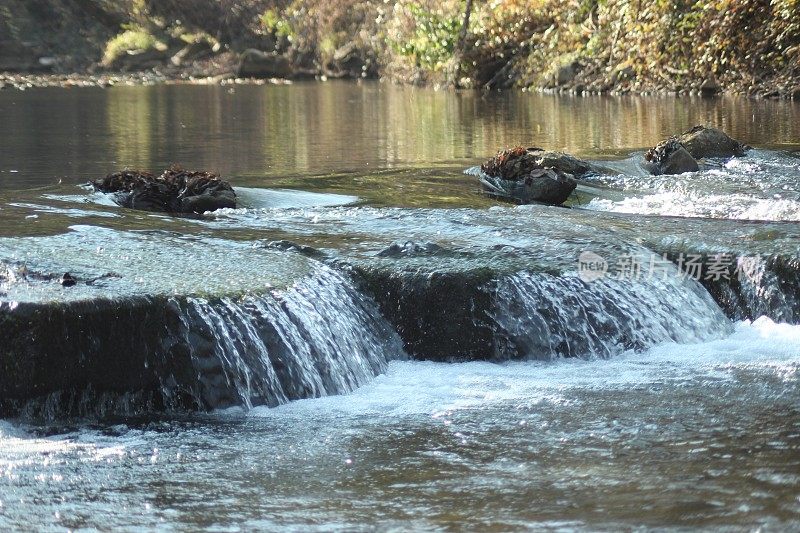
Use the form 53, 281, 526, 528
586, 192, 800, 221
249, 317, 800, 419
0, 427, 129, 477
583, 151, 800, 221
0, 420, 28, 439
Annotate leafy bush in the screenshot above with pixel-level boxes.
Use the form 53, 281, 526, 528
102, 24, 165, 66
389, 3, 461, 70
259, 8, 294, 40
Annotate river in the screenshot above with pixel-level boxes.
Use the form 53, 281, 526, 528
1, 81, 799, 530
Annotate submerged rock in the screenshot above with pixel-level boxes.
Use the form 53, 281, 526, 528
0, 228, 403, 419
657, 251, 800, 324
91, 166, 236, 214
352, 260, 730, 362
478, 146, 586, 205
377, 241, 446, 258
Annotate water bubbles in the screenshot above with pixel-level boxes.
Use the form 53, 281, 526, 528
175, 265, 403, 410
492, 270, 729, 359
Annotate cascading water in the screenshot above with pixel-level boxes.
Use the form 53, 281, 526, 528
2, 263, 406, 419
175, 265, 405, 410
491, 263, 732, 359
699, 254, 800, 324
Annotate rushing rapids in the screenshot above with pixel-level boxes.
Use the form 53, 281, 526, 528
491, 268, 731, 359
3, 188, 800, 418
175, 268, 403, 410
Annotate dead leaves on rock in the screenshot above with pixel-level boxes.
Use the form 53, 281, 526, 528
91, 165, 236, 214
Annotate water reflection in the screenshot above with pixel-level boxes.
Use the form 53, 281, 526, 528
1, 82, 798, 190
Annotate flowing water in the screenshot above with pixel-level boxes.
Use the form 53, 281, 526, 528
1, 81, 800, 530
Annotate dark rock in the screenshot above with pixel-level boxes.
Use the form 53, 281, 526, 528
643, 126, 749, 175
237, 49, 293, 79
178, 171, 237, 213
170, 40, 214, 67
700, 75, 721, 96
555, 62, 579, 86
643, 138, 700, 175
481, 146, 594, 180
127, 179, 175, 212
677, 125, 749, 159
91, 166, 236, 214
354, 266, 497, 361
659, 252, 800, 323
60, 273, 76, 287
377, 241, 446, 258
0, 297, 188, 417
480, 169, 577, 205
478, 146, 588, 205
259, 240, 328, 260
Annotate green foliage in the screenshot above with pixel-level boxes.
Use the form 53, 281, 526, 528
6, 0, 799, 93
259, 8, 295, 41
390, 3, 461, 70
102, 24, 164, 66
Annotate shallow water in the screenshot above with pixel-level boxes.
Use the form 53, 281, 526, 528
1, 319, 798, 530
1, 82, 800, 530
584, 150, 800, 221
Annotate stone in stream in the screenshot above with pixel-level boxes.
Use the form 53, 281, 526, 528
678, 125, 749, 159
643, 137, 700, 175
478, 146, 592, 205
91, 166, 236, 214
4, 208, 800, 420
643, 125, 750, 175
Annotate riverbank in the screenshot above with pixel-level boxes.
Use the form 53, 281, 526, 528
1, 0, 799, 97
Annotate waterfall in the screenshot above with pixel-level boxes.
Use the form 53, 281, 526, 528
693, 254, 800, 324
3, 264, 406, 419
491, 267, 732, 360
175, 266, 405, 410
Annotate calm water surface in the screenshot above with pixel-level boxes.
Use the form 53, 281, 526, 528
2, 81, 799, 192
1, 82, 799, 531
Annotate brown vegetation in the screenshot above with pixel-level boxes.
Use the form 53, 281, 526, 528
1, 0, 798, 96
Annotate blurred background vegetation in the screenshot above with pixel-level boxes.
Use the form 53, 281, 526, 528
1, 0, 798, 95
